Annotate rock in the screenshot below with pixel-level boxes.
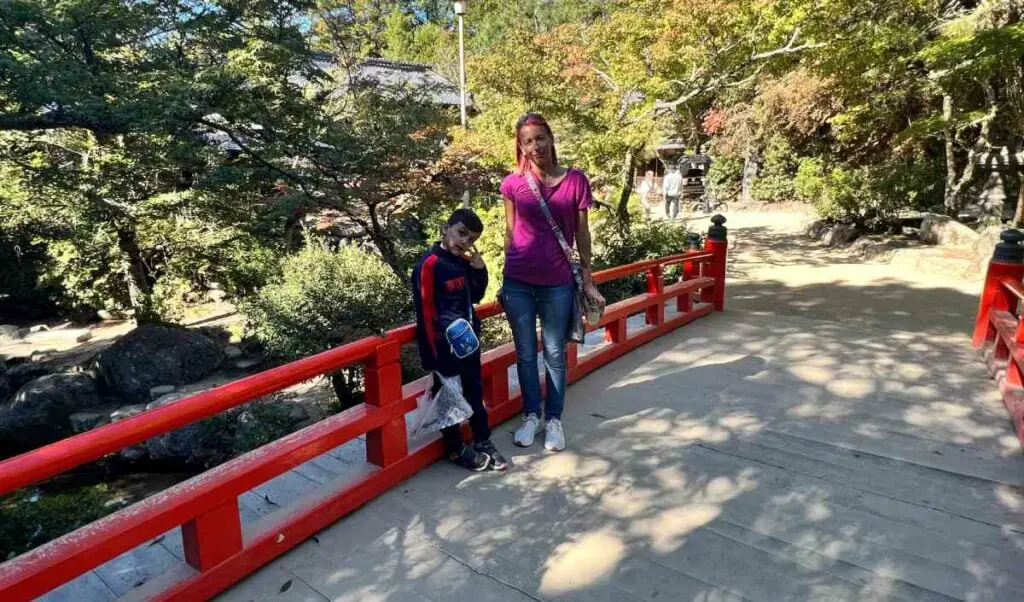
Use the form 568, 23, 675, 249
29, 325, 49, 334
234, 358, 262, 371
69, 410, 111, 433
97, 309, 115, 321
97, 324, 223, 404
75, 331, 94, 343
971, 225, 1003, 257
223, 346, 243, 359
110, 404, 147, 422
149, 385, 177, 399
0, 325, 22, 343
30, 349, 58, 363
804, 219, 831, 240
919, 213, 979, 248
207, 289, 228, 302
822, 224, 859, 246
0, 373, 103, 455
147, 390, 191, 411
0, 363, 57, 402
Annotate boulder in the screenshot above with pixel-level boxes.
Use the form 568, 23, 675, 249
919, 213, 979, 248
30, 349, 58, 363
804, 220, 831, 240
0, 373, 103, 455
97, 325, 223, 404
0, 325, 21, 343
224, 346, 243, 359
822, 224, 859, 247
69, 410, 111, 433
75, 330, 93, 343
0, 362, 57, 402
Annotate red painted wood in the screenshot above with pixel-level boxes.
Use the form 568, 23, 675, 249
0, 336, 383, 497
0, 400, 413, 601
182, 500, 243, 571
365, 341, 407, 467
605, 317, 627, 345
973, 262, 1024, 347
704, 238, 728, 311
645, 265, 665, 326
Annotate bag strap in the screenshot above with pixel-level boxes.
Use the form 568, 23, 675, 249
525, 172, 584, 287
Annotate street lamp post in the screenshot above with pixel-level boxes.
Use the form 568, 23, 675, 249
454, 1, 469, 207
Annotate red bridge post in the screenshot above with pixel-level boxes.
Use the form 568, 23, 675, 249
364, 339, 407, 466
972, 230, 1024, 348
704, 214, 728, 311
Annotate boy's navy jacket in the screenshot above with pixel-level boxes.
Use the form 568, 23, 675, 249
411, 243, 488, 376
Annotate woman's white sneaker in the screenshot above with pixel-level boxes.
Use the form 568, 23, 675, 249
544, 418, 565, 452
514, 414, 541, 447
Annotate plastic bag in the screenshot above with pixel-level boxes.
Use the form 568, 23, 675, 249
410, 373, 474, 440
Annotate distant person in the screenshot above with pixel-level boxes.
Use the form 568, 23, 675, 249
499, 112, 605, 452
411, 208, 511, 472
637, 170, 655, 217
662, 166, 683, 219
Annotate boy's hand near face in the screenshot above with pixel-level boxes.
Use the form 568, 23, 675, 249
466, 245, 485, 270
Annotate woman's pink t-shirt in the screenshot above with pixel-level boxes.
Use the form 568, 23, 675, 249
500, 169, 593, 286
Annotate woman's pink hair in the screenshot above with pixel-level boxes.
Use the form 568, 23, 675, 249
514, 112, 557, 175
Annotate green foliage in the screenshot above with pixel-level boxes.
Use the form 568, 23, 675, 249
1, 483, 123, 560
592, 213, 691, 304
794, 157, 826, 204
750, 136, 798, 204
707, 155, 744, 203
806, 154, 944, 222
242, 243, 412, 361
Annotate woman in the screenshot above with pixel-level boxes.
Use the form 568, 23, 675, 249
499, 113, 604, 452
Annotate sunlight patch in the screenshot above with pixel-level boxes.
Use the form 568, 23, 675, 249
539, 529, 625, 595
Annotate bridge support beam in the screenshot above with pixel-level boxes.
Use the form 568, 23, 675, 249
364, 340, 407, 467
973, 230, 1024, 348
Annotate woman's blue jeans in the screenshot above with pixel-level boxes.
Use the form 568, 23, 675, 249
501, 278, 574, 420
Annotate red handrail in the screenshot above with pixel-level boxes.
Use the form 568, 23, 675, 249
1000, 277, 1024, 302
0, 239, 727, 601
0, 336, 383, 497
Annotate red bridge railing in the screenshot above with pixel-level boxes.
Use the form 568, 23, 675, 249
0, 215, 729, 601
973, 228, 1024, 447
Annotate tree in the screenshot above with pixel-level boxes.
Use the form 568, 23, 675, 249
0, 0, 328, 320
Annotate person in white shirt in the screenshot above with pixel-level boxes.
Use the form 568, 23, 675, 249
636, 171, 655, 217
662, 166, 683, 219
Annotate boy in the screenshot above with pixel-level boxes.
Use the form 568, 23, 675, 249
412, 209, 511, 472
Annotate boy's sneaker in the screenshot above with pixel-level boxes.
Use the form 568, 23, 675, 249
475, 440, 512, 471
450, 444, 490, 472
514, 414, 541, 447
544, 418, 566, 452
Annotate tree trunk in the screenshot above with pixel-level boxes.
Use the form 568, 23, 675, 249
616, 147, 637, 228
741, 151, 758, 205
944, 84, 999, 217
366, 205, 407, 283
943, 94, 958, 216
116, 225, 156, 323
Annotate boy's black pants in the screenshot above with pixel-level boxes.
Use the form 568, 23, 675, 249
432, 350, 491, 453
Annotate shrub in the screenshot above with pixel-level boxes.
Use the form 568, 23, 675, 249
707, 155, 744, 203
242, 242, 412, 361
592, 215, 691, 304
